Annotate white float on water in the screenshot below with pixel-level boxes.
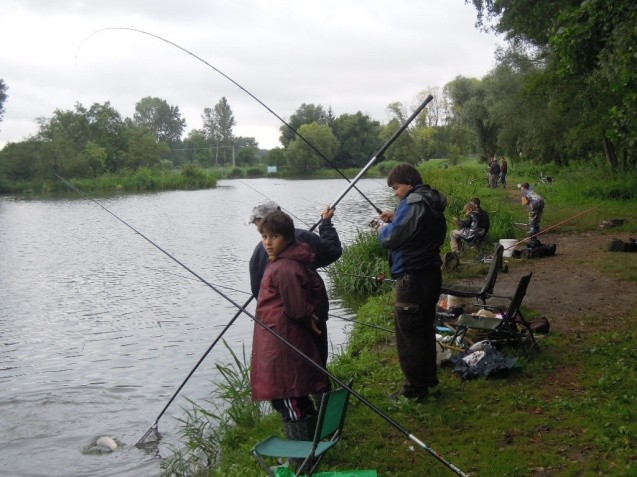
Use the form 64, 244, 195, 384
95, 436, 118, 452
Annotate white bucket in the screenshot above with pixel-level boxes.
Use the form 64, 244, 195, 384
499, 239, 519, 257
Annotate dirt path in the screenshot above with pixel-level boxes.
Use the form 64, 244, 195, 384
482, 231, 636, 333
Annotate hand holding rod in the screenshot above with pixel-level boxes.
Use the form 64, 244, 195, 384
309, 95, 434, 232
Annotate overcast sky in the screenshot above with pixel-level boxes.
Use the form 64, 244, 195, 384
0, 0, 501, 150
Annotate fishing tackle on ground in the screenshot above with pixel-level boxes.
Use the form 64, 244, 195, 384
57, 173, 466, 475
78, 27, 382, 215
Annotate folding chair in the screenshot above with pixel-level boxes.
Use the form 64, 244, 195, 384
450, 272, 539, 355
252, 383, 353, 476
441, 243, 505, 304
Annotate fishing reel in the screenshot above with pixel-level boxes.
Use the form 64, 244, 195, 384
368, 217, 381, 229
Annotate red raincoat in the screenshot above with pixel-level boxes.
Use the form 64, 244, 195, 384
251, 242, 328, 401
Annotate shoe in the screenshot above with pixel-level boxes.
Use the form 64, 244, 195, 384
390, 389, 428, 403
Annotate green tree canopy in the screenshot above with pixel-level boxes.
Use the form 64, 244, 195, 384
202, 97, 236, 166
331, 112, 382, 168
279, 103, 331, 148
133, 96, 186, 145
287, 122, 338, 175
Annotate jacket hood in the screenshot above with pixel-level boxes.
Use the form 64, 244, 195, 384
408, 184, 447, 216
275, 241, 315, 264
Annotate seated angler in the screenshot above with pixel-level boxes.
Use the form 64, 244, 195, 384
449, 198, 490, 253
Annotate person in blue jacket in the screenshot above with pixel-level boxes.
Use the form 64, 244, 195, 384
248, 200, 342, 367
377, 163, 447, 402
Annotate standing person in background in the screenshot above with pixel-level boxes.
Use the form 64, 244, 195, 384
250, 210, 328, 455
377, 163, 447, 402
500, 158, 508, 188
248, 200, 342, 368
520, 182, 545, 248
488, 157, 501, 189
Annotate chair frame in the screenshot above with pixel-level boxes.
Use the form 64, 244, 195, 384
252, 384, 352, 476
450, 272, 539, 355
441, 243, 505, 304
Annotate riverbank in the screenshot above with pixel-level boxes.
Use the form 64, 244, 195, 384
0, 164, 218, 195
183, 161, 636, 476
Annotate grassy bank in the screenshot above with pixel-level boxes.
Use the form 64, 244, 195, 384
0, 164, 218, 195
162, 159, 636, 476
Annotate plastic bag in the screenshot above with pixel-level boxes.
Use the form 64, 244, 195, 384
448, 342, 518, 380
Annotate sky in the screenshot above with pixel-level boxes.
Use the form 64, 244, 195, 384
0, 0, 501, 150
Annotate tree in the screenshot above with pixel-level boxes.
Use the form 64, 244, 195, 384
331, 112, 382, 168
264, 148, 287, 168
287, 123, 338, 175
234, 136, 260, 166
379, 118, 417, 164
133, 96, 186, 145
466, 0, 637, 168
202, 97, 236, 166
123, 127, 170, 170
279, 103, 331, 148
182, 129, 213, 166
444, 76, 498, 160
0, 79, 7, 126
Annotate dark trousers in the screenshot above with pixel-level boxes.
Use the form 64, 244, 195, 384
271, 396, 316, 422
394, 268, 442, 396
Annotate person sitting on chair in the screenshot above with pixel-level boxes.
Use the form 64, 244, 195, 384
450, 198, 490, 253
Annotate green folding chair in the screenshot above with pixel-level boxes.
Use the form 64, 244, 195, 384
252, 383, 353, 476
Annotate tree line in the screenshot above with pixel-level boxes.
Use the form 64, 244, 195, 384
0, 0, 634, 186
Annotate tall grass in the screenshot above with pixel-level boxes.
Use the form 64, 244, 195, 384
161, 342, 267, 476
0, 165, 218, 196
328, 230, 391, 303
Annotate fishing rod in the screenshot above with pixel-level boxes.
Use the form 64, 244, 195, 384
507, 204, 602, 251
79, 27, 382, 215
56, 175, 465, 475
309, 94, 434, 232
54, 173, 259, 442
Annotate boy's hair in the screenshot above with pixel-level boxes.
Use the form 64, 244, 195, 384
463, 202, 474, 213
521, 182, 530, 189
387, 163, 423, 187
470, 197, 481, 207
258, 210, 295, 243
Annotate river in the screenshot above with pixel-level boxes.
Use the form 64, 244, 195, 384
0, 178, 395, 476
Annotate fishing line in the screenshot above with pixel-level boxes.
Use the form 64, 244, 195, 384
143, 265, 252, 295
308, 95, 433, 231
56, 179, 465, 474
237, 179, 313, 229
507, 204, 602, 250
77, 27, 382, 215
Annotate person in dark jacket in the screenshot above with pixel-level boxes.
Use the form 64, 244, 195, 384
500, 158, 508, 188
251, 210, 329, 442
377, 163, 447, 402
449, 198, 490, 252
248, 200, 342, 367
488, 157, 501, 189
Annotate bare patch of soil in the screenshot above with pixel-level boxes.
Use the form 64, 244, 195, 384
487, 231, 637, 333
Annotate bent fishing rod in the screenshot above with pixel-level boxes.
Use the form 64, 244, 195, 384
309, 94, 434, 232
56, 175, 465, 475
79, 27, 381, 215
